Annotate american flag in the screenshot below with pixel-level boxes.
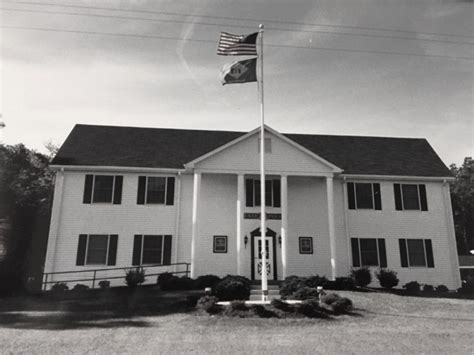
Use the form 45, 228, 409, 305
217, 32, 258, 56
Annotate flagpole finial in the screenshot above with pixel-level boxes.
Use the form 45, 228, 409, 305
259, 24, 264, 30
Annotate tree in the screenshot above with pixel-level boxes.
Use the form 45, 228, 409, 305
450, 157, 474, 255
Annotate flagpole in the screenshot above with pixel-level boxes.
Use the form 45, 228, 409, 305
258, 23, 268, 301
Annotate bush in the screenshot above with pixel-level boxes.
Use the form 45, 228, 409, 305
271, 298, 294, 312
157, 272, 174, 287
331, 297, 353, 314
457, 279, 474, 295
196, 295, 222, 314
213, 275, 251, 301
350, 268, 372, 287
297, 299, 329, 318
320, 293, 341, 306
160, 276, 195, 291
403, 281, 421, 295
230, 300, 249, 311
305, 275, 330, 289
293, 287, 319, 300
280, 276, 306, 298
376, 269, 399, 289
422, 284, 434, 293
98, 280, 110, 290
195, 275, 221, 290
73, 283, 89, 291
51, 282, 68, 292
328, 277, 356, 290
250, 304, 276, 318
125, 268, 145, 288
435, 285, 449, 293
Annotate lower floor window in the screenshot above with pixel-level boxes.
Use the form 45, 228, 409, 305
399, 238, 434, 268
213, 236, 228, 253
351, 238, 387, 267
132, 235, 172, 265
76, 234, 118, 266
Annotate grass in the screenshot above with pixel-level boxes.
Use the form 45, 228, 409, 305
0, 289, 473, 354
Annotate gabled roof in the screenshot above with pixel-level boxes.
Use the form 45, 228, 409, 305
51, 124, 452, 177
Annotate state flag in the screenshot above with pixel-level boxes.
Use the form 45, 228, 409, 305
221, 58, 257, 85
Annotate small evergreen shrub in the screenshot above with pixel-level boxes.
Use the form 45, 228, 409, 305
73, 283, 89, 291
403, 281, 421, 295
422, 284, 434, 293
330, 297, 353, 314
292, 287, 319, 300
435, 285, 449, 293
271, 298, 294, 312
457, 279, 474, 295
157, 272, 174, 287
230, 300, 249, 312
125, 268, 145, 288
320, 293, 341, 306
326, 277, 356, 290
196, 295, 222, 314
195, 275, 221, 289
98, 280, 110, 290
305, 275, 330, 289
214, 275, 250, 301
51, 282, 68, 292
376, 269, 399, 289
280, 276, 306, 298
350, 267, 372, 287
250, 304, 276, 318
160, 276, 195, 291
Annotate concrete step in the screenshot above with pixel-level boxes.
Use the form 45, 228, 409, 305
250, 289, 280, 296
250, 284, 279, 290
249, 294, 281, 301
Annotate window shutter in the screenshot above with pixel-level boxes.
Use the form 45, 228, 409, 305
137, 176, 146, 205
166, 177, 175, 205
378, 238, 387, 267
83, 175, 94, 203
163, 235, 172, 265
419, 184, 428, 211
113, 176, 123, 205
424, 239, 434, 268
394, 184, 403, 210
76, 234, 88, 266
399, 239, 408, 267
273, 179, 281, 207
347, 183, 355, 209
107, 234, 118, 265
374, 183, 382, 210
245, 179, 254, 207
351, 238, 360, 267
132, 235, 143, 266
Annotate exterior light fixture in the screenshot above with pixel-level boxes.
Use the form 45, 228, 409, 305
244, 235, 248, 248
278, 236, 282, 247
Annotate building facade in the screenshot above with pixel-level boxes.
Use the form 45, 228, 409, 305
44, 124, 461, 289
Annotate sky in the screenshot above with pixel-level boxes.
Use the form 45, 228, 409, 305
0, 0, 473, 166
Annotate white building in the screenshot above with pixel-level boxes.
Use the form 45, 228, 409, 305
44, 124, 461, 290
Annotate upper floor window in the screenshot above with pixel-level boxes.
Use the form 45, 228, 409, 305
83, 175, 123, 204
246, 178, 280, 207
351, 238, 387, 267
132, 234, 172, 265
394, 184, 428, 211
137, 176, 175, 205
76, 234, 118, 266
399, 238, 434, 268
347, 182, 382, 210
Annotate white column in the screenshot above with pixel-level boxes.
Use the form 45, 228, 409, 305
190, 172, 201, 279
173, 173, 182, 267
443, 181, 462, 289
281, 175, 288, 279
326, 176, 337, 280
236, 174, 244, 275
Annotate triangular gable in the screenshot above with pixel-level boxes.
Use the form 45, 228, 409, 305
185, 125, 343, 175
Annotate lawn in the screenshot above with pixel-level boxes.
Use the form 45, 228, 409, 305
0, 290, 472, 354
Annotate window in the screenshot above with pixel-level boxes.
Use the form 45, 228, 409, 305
394, 184, 428, 211
347, 182, 382, 210
351, 238, 387, 267
299, 237, 313, 254
137, 176, 175, 205
245, 178, 281, 207
76, 234, 118, 266
257, 138, 272, 153
213, 236, 228, 253
132, 235, 172, 265
83, 175, 123, 204
399, 239, 434, 268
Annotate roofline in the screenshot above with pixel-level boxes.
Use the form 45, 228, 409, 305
185, 124, 344, 173
341, 174, 454, 182
49, 165, 185, 174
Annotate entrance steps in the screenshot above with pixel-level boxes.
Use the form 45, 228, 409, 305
249, 284, 281, 301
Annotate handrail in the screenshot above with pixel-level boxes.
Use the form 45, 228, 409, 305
43, 262, 191, 275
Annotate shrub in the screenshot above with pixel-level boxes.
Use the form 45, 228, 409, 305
403, 281, 421, 295
305, 275, 330, 289
297, 299, 329, 318
329, 277, 356, 290
350, 268, 372, 287
280, 276, 306, 298
457, 279, 474, 295
376, 269, 399, 289
157, 272, 174, 287
271, 298, 294, 312
230, 300, 249, 312
250, 304, 276, 318
320, 293, 341, 306
331, 297, 353, 314
98, 280, 110, 290
196, 295, 222, 314
292, 287, 319, 300
422, 284, 434, 293
125, 268, 145, 288
195, 275, 221, 289
435, 285, 449, 293
214, 275, 251, 301
51, 282, 68, 292
160, 276, 195, 291
73, 283, 89, 291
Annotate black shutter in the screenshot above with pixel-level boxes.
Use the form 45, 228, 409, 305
107, 234, 118, 266
245, 179, 254, 207
166, 177, 175, 205
399, 239, 408, 267
137, 176, 146, 205
374, 183, 382, 210
132, 235, 143, 266
163, 235, 172, 265
347, 182, 356, 209
113, 176, 123, 205
83, 175, 94, 203
424, 239, 434, 268
419, 184, 428, 211
76, 234, 88, 266
378, 238, 387, 267
394, 184, 403, 210
273, 179, 281, 208
351, 238, 360, 267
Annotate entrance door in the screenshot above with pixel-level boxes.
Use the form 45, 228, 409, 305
252, 236, 275, 280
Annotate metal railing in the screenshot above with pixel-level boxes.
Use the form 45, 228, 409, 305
42, 262, 191, 291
